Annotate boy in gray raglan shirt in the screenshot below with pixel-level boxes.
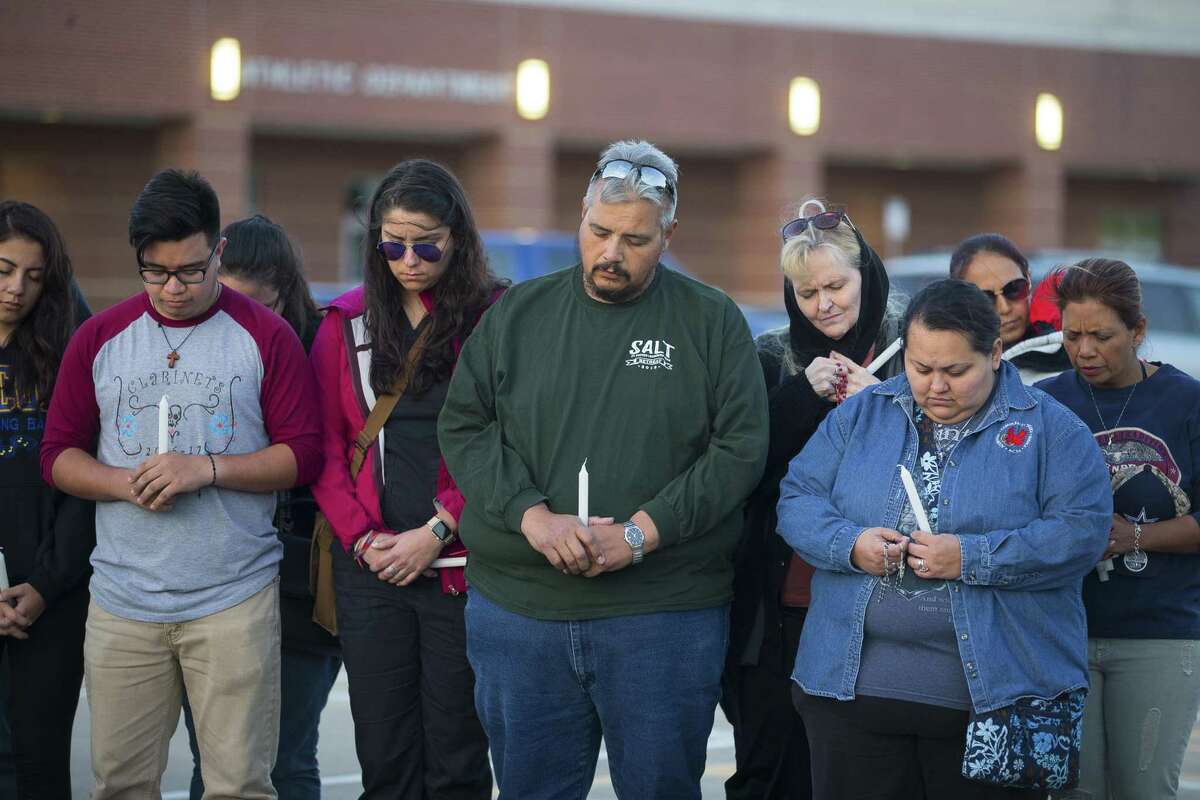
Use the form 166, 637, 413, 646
41, 170, 322, 798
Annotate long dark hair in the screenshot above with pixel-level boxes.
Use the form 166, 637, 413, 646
0, 201, 76, 404
948, 233, 1030, 281
363, 160, 502, 396
220, 215, 321, 344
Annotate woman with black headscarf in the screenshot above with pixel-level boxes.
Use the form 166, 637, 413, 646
722, 199, 905, 800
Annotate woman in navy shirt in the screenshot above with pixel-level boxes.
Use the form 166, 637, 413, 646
1038, 258, 1200, 800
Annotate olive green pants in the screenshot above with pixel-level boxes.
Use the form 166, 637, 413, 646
1059, 638, 1200, 800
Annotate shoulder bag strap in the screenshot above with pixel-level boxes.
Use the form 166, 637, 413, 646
349, 321, 434, 479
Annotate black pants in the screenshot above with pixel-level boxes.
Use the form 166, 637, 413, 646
0, 583, 88, 799
721, 606, 811, 800
332, 544, 491, 800
793, 688, 1044, 800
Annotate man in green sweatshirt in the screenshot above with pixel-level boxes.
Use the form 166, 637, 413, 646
439, 139, 769, 798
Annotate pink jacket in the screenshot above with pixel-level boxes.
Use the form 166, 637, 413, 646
310, 285, 496, 594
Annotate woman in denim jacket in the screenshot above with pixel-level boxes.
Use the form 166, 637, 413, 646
779, 279, 1112, 799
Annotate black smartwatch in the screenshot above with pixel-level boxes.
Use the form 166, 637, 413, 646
426, 515, 453, 543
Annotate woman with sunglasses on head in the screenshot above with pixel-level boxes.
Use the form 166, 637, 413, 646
781, 279, 1111, 798
0, 201, 95, 797
950, 233, 1071, 382
179, 214, 339, 800
722, 198, 905, 800
310, 160, 504, 798
1037, 259, 1200, 800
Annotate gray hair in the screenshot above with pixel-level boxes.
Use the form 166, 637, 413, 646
780, 197, 861, 282
582, 139, 679, 231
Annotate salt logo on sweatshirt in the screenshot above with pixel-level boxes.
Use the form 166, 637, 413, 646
625, 339, 675, 371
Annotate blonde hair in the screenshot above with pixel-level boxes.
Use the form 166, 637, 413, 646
780, 198, 861, 282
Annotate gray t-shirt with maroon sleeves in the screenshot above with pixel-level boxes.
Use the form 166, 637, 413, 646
41, 288, 322, 623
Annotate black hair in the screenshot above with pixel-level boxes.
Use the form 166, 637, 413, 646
128, 169, 221, 263
1054, 258, 1144, 330
949, 233, 1030, 281
220, 215, 321, 344
903, 279, 1001, 356
0, 201, 77, 403
363, 159, 506, 397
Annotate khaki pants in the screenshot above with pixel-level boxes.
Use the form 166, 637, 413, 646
85, 580, 281, 800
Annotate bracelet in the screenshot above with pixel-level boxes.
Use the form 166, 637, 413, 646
353, 531, 379, 567
206, 454, 217, 486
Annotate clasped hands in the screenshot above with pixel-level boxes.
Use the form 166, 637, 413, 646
851, 527, 962, 581
0, 584, 46, 639
124, 453, 214, 512
363, 527, 445, 586
520, 504, 643, 577
806, 351, 879, 404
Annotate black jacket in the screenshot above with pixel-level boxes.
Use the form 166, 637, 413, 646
2, 293, 95, 607
728, 229, 904, 671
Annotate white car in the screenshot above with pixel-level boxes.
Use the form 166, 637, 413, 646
885, 250, 1200, 377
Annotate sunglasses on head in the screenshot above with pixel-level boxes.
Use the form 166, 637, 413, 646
978, 277, 1031, 304
780, 210, 854, 241
591, 159, 676, 197
376, 240, 444, 264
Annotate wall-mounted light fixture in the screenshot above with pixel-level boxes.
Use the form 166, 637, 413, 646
1035, 92, 1063, 151
516, 59, 550, 121
789, 77, 820, 137
210, 38, 242, 102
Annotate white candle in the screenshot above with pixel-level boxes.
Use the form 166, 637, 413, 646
0, 548, 10, 592
577, 459, 589, 526
158, 394, 170, 455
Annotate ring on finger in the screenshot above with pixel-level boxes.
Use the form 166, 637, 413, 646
917, 558, 930, 573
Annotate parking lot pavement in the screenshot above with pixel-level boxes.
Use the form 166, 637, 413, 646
65, 672, 1200, 798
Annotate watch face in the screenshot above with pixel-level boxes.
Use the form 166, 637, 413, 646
431, 520, 451, 541
624, 524, 645, 546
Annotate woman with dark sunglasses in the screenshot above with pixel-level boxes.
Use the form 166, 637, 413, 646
950, 233, 1071, 382
0, 201, 94, 796
722, 198, 905, 800
310, 160, 504, 798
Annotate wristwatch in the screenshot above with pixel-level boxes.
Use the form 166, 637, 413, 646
426, 515, 453, 543
623, 520, 645, 565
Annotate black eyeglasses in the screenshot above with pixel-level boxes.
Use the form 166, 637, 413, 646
781, 211, 855, 241
377, 240, 445, 263
138, 240, 219, 285
978, 277, 1031, 304
590, 159, 676, 197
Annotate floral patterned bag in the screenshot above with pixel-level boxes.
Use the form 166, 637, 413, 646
961, 689, 1086, 790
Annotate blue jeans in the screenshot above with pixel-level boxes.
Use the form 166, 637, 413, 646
184, 647, 341, 800
465, 591, 729, 800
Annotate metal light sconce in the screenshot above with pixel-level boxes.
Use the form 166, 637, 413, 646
1035, 92, 1063, 151
789, 77, 821, 137
515, 59, 550, 121
210, 38, 242, 102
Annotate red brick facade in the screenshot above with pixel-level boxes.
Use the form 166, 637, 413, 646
2, 1, 1198, 308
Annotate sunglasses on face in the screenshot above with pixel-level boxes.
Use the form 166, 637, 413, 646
780, 211, 855, 241
978, 277, 1031, 304
376, 240, 445, 263
590, 159, 676, 197
138, 240, 219, 285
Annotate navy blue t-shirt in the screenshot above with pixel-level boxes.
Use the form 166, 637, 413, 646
1038, 364, 1200, 639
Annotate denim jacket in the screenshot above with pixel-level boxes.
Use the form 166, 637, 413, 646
777, 360, 1112, 713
